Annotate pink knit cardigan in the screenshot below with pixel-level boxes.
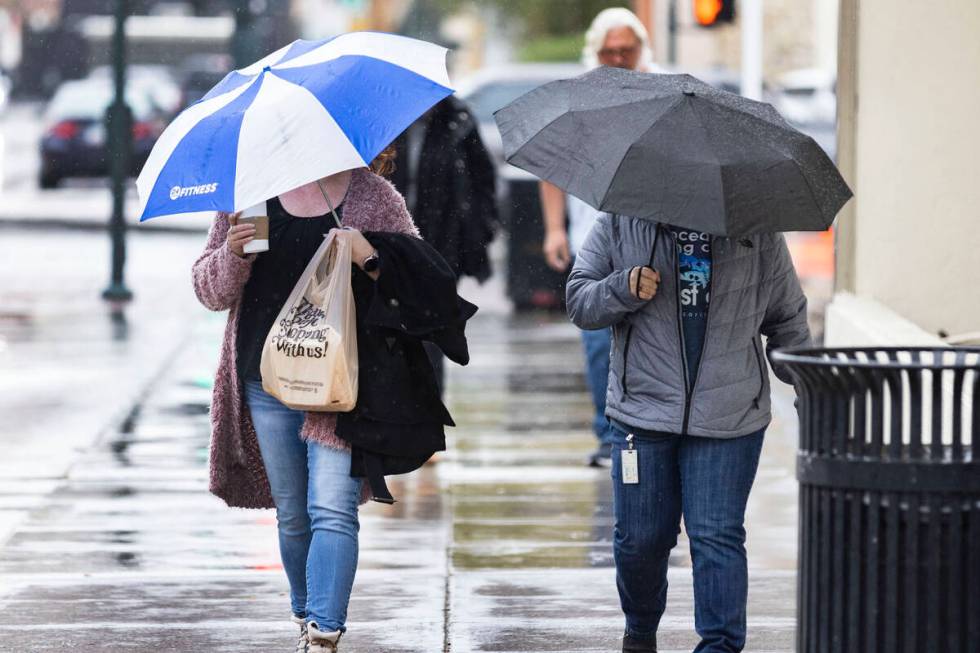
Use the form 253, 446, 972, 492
192, 168, 419, 509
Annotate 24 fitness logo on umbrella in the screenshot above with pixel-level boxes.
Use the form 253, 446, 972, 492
170, 183, 219, 201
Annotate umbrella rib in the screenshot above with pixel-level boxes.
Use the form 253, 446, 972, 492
597, 138, 648, 218
589, 71, 798, 136
571, 70, 771, 126
754, 133, 829, 227
507, 108, 604, 205
597, 96, 686, 219
707, 101, 815, 160
598, 141, 634, 216
673, 98, 723, 231
507, 109, 570, 164
773, 131, 844, 223
563, 93, 674, 115
788, 146, 831, 223
708, 98, 799, 137
696, 100, 826, 230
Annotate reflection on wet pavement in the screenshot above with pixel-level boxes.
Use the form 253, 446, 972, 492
0, 323, 449, 652
441, 312, 797, 652
0, 288, 798, 651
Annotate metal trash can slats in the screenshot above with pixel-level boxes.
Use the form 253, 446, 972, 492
772, 346, 980, 653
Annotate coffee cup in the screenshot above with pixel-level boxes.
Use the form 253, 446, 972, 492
239, 201, 269, 254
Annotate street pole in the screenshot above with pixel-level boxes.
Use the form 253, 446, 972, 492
667, 0, 677, 65
231, 0, 257, 69
740, 0, 764, 101
102, 0, 133, 302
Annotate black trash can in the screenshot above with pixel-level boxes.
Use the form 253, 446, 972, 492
772, 347, 980, 653
498, 167, 567, 311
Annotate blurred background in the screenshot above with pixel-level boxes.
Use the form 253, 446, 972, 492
0, 3, 976, 650
0, 0, 839, 322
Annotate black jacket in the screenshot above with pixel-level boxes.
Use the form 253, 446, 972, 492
335, 232, 477, 503
389, 96, 498, 282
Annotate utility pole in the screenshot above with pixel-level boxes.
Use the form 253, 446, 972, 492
231, 0, 261, 69
102, 0, 133, 302
740, 0, 763, 101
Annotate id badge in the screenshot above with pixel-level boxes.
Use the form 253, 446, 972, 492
621, 433, 639, 485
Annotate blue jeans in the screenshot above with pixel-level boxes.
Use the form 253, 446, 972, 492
245, 381, 363, 632
610, 426, 765, 652
580, 327, 614, 446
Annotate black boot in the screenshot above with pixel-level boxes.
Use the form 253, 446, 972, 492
622, 632, 657, 652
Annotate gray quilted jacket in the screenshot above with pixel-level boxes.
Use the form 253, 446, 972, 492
566, 214, 811, 438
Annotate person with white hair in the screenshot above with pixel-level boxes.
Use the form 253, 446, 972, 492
540, 7, 656, 469
555, 11, 796, 653
581, 6, 656, 71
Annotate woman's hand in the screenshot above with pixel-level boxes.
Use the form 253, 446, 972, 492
629, 266, 660, 301
332, 228, 379, 278
226, 213, 255, 258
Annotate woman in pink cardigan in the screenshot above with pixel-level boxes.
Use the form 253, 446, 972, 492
192, 152, 414, 653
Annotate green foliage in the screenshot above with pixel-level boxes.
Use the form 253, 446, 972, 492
519, 34, 585, 62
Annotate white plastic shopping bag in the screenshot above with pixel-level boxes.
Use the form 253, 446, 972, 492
260, 231, 358, 411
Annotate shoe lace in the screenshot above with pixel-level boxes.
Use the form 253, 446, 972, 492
294, 622, 308, 653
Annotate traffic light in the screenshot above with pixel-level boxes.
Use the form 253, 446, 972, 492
694, 0, 735, 27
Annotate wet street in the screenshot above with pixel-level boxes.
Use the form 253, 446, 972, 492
0, 227, 800, 651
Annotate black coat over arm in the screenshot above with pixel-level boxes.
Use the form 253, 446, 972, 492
335, 231, 477, 503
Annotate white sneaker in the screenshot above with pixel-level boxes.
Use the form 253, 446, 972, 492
290, 614, 308, 653
307, 621, 342, 653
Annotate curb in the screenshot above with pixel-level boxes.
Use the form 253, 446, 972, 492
0, 218, 208, 234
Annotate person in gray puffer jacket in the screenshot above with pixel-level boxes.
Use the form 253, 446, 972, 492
566, 214, 810, 653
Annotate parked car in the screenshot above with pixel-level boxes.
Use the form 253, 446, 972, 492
39, 78, 165, 188
88, 64, 183, 117
456, 63, 584, 167
773, 67, 837, 126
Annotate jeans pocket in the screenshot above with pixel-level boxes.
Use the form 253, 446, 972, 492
609, 423, 631, 447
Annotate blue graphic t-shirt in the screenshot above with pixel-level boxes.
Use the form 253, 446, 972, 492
671, 227, 712, 384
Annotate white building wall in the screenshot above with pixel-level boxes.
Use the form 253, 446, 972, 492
829, 0, 980, 346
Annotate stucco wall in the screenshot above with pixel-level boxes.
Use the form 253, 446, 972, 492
835, 1, 980, 341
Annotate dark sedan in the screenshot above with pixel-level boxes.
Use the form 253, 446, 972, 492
39, 79, 164, 189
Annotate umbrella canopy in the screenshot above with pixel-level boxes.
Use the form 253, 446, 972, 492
494, 66, 852, 236
137, 32, 453, 221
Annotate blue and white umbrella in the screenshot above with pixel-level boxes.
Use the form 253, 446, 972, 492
136, 32, 453, 221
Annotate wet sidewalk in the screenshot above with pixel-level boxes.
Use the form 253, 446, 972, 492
441, 305, 798, 653
0, 274, 799, 652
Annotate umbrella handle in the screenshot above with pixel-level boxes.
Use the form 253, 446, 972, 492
316, 179, 344, 229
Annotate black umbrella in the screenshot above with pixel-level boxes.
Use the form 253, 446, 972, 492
494, 66, 852, 237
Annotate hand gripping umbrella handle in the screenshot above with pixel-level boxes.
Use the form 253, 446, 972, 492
631, 224, 662, 297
